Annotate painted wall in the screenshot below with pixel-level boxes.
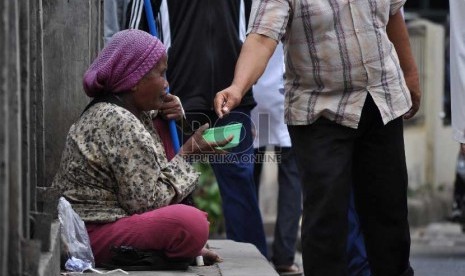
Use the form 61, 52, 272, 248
0, 1, 102, 274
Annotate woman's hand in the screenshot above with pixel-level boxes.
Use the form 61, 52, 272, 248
178, 123, 233, 156
159, 94, 184, 121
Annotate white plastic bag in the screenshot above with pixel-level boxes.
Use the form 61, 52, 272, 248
58, 197, 95, 271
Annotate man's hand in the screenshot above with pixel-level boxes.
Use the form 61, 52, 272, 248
403, 73, 421, 120
386, 11, 421, 120
159, 94, 183, 121
214, 85, 243, 118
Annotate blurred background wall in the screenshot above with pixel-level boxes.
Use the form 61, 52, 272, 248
0, 1, 456, 275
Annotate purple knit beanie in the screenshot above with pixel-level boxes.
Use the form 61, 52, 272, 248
83, 29, 166, 97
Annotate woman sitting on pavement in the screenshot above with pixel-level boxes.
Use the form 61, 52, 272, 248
52, 29, 229, 267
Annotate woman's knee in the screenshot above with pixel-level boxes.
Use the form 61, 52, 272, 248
126, 204, 209, 258
171, 204, 209, 236
160, 204, 209, 257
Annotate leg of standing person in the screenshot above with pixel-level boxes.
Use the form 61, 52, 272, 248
186, 108, 268, 258
287, 96, 386, 275
347, 191, 371, 276
352, 96, 412, 276
253, 147, 266, 197
449, 152, 465, 222
253, 146, 302, 270
272, 146, 302, 273
288, 118, 355, 275
253, 147, 273, 258
262, 145, 370, 275
210, 108, 268, 257
256, 144, 369, 275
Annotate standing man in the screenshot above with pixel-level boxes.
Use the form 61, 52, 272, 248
215, 0, 420, 275
126, 0, 268, 257
450, 0, 465, 156
252, 42, 371, 276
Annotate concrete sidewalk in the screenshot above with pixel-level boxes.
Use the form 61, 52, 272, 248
80, 240, 279, 276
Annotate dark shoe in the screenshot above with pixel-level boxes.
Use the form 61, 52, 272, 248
102, 245, 193, 271
448, 208, 463, 222
275, 263, 303, 276
399, 266, 414, 276
447, 202, 465, 223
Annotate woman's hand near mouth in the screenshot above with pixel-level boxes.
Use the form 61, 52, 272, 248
159, 94, 184, 121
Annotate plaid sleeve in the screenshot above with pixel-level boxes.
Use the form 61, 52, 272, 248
390, 0, 406, 15
247, 0, 290, 42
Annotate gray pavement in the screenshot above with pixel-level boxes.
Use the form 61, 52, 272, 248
63, 222, 465, 276
78, 240, 278, 276
411, 222, 465, 276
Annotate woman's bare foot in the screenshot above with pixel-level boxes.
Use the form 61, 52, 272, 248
200, 247, 223, 265
275, 263, 303, 276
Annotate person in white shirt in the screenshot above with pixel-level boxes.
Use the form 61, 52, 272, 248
103, 0, 131, 45
448, 0, 465, 225
450, 0, 465, 155
251, 42, 303, 275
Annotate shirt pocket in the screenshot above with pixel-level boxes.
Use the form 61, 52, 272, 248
293, 0, 335, 39
372, 0, 391, 28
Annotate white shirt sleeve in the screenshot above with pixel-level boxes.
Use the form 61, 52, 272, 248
450, 0, 465, 143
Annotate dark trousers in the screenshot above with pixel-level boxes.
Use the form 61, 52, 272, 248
184, 107, 268, 258
254, 146, 302, 266
288, 96, 412, 276
255, 148, 371, 274
453, 152, 465, 212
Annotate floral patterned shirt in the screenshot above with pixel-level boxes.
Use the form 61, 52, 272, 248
52, 102, 199, 223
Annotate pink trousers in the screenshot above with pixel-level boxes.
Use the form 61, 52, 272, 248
86, 204, 209, 266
